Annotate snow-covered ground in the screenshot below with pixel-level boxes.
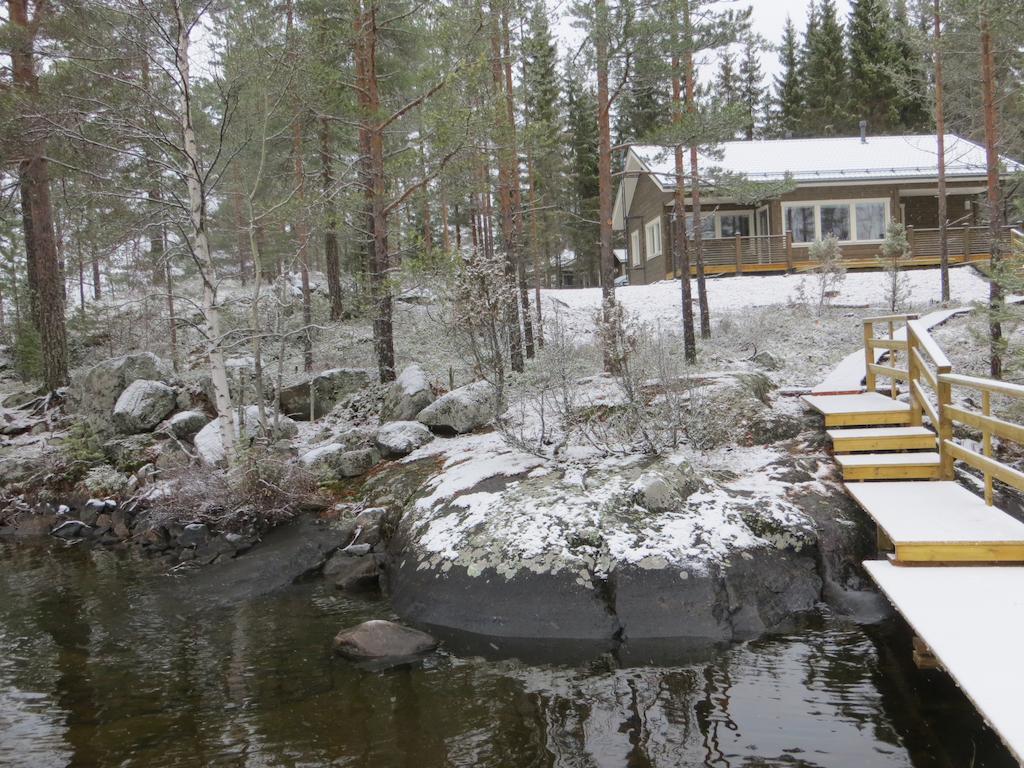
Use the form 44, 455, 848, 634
541, 266, 991, 341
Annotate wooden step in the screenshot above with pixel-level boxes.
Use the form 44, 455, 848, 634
836, 452, 941, 481
802, 392, 912, 428
848, 481, 1024, 563
827, 426, 937, 453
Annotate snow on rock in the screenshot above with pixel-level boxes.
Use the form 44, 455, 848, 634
76, 352, 175, 417
381, 364, 434, 422
417, 380, 496, 434
112, 379, 177, 434
279, 368, 373, 421
167, 410, 208, 439
194, 407, 298, 466
375, 421, 434, 458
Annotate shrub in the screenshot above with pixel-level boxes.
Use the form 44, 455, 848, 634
878, 221, 912, 312
807, 236, 846, 313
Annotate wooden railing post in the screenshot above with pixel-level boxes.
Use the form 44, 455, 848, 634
785, 230, 794, 272
963, 225, 972, 261
982, 390, 993, 505
937, 371, 955, 480
735, 235, 743, 275
863, 320, 876, 393
906, 326, 923, 426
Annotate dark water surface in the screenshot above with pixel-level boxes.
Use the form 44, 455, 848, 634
0, 540, 1014, 768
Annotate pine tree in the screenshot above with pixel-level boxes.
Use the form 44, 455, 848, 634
890, 0, 932, 130
615, 15, 667, 143
801, 0, 851, 135
738, 33, 765, 140
564, 59, 600, 287
773, 16, 804, 137
848, 0, 900, 132
715, 48, 737, 107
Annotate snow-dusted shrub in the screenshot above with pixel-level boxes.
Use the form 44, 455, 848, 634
806, 236, 846, 313
146, 445, 320, 533
878, 221, 912, 312
83, 464, 131, 497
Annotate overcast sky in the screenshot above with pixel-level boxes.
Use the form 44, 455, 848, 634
553, 0, 854, 79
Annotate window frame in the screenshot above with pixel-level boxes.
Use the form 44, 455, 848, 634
782, 198, 891, 246
630, 229, 641, 267
717, 212, 754, 238
644, 217, 662, 261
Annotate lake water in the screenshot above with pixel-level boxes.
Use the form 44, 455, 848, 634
0, 540, 1014, 767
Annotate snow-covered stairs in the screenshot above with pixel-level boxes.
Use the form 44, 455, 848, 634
835, 451, 942, 481
826, 426, 937, 453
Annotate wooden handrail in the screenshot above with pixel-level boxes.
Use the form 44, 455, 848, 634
862, 313, 920, 324
907, 320, 952, 370
939, 373, 1024, 399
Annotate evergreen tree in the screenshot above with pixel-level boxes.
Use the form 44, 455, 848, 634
773, 16, 804, 137
615, 14, 667, 143
715, 48, 737, 105
563, 59, 600, 286
801, 0, 851, 135
738, 33, 766, 139
848, 0, 900, 132
890, 0, 932, 130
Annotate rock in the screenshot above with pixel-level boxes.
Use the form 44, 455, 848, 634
279, 368, 373, 421
332, 620, 438, 660
751, 351, 782, 371
336, 448, 379, 478
630, 472, 679, 513
168, 410, 208, 439
329, 554, 384, 592
51, 520, 89, 540
375, 421, 434, 458
299, 443, 346, 470
178, 523, 210, 548
748, 409, 803, 445
194, 407, 298, 466
80, 498, 109, 526
381, 364, 435, 422
170, 517, 350, 605
112, 379, 178, 434
416, 380, 495, 435
77, 352, 175, 419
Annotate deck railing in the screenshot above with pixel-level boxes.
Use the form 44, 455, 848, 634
679, 224, 1015, 277
862, 314, 1024, 504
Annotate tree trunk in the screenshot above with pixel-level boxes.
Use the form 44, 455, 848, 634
672, 51, 696, 363
11, 0, 68, 391
684, 6, 710, 340
174, 0, 234, 460
488, 2, 524, 373
165, 252, 179, 372
595, 0, 619, 372
319, 117, 344, 321
287, 0, 313, 372
980, 6, 1003, 379
355, 2, 396, 382
934, 0, 949, 303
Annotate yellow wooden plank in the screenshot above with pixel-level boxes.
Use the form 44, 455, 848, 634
944, 440, 1024, 495
824, 411, 911, 427
842, 464, 941, 481
869, 363, 910, 381
945, 404, 1024, 445
895, 541, 1024, 563
940, 373, 1024, 400
831, 435, 936, 452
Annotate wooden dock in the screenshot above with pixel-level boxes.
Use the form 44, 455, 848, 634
804, 312, 1024, 762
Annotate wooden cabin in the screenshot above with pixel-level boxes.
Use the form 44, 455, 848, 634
612, 133, 1024, 285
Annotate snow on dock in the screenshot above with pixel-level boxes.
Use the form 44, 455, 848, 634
864, 561, 1024, 763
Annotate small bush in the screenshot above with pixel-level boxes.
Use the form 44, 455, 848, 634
807, 236, 846, 313
878, 221, 912, 312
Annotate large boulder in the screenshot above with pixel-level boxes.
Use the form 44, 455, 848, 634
299, 444, 379, 478
112, 379, 177, 434
375, 421, 434, 458
381, 364, 434, 422
279, 368, 373, 421
194, 407, 298, 466
77, 352, 175, 417
332, 620, 438, 660
167, 410, 208, 439
416, 380, 495, 435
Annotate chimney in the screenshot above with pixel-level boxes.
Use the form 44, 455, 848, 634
860, 120, 868, 143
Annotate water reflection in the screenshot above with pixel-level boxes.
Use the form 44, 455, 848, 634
0, 541, 1014, 767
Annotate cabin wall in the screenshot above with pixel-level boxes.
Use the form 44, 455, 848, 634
624, 175, 673, 285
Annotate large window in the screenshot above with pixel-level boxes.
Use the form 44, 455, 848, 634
630, 229, 641, 267
783, 199, 890, 244
645, 217, 662, 260
786, 205, 816, 243
719, 214, 751, 237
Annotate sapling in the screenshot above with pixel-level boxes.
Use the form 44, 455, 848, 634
807, 236, 846, 313
878, 221, 912, 312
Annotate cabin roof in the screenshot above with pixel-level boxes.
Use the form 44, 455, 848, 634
629, 134, 1024, 187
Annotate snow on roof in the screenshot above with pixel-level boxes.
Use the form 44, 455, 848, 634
631, 134, 1024, 187
613, 248, 627, 263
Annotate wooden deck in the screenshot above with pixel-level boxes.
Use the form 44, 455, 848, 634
805, 311, 1024, 761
